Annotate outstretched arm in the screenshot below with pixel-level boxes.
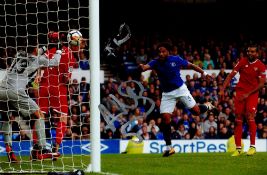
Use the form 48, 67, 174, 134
114, 23, 131, 47
139, 64, 151, 72
38, 50, 62, 67
222, 70, 237, 90
219, 70, 237, 101
187, 62, 211, 78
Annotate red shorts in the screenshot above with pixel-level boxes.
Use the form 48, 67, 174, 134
38, 85, 68, 115
234, 91, 258, 115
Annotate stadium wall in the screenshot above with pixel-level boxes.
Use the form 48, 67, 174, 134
0, 139, 266, 156
0, 69, 266, 84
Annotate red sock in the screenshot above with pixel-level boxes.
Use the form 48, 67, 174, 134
234, 119, 243, 148
6, 144, 11, 152
56, 122, 67, 145
248, 119, 256, 146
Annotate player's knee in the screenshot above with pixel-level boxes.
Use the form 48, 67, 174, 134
235, 116, 243, 126
246, 113, 255, 121
162, 113, 171, 124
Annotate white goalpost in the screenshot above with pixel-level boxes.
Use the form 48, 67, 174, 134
0, 0, 99, 174
88, 0, 101, 173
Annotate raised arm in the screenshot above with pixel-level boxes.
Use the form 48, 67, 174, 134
38, 50, 62, 67
187, 62, 211, 78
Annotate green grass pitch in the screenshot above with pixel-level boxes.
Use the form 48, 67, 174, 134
1, 153, 267, 175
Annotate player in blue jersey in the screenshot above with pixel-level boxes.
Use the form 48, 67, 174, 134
139, 42, 214, 157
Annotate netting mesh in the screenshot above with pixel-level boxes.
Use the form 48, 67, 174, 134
0, 0, 90, 173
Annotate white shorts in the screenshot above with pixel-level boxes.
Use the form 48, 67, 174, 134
160, 84, 196, 114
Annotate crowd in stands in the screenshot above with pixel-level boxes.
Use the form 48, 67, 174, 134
0, 35, 267, 141
100, 36, 267, 140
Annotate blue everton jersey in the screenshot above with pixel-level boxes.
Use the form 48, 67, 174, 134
148, 55, 188, 92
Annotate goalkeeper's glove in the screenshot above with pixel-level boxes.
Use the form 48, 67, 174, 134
53, 49, 62, 63
38, 46, 47, 55
55, 49, 62, 55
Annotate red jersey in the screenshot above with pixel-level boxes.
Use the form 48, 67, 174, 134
40, 46, 76, 86
234, 58, 266, 93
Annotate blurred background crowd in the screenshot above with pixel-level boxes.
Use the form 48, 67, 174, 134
0, 0, 267, 141
0, 33, 266, 142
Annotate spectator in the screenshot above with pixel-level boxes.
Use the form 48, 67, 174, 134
70, 114, 81, 136
170, 126, 180, 139
218, 127, 232, 139
80, 77, 90, 102
140, 125, 150, 140
136, 48, 148, 64
193, 129, 204, 139
177, 124, 188, 139
203, 53, 214, 69
184, 133, 191, 140
203, 112, 217, 134
193, 54, 203, 68
188, 121, 197, 139
69, 79, 80, 103
79, 51, 89, 70
81, 125, 90, 140
257, 123, 264, 138
205, 126, 217, 139
147, 119, 160, 133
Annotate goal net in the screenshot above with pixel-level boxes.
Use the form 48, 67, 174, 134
0, 0, 90, 173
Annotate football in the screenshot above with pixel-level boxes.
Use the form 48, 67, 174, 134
67, 29, 83, 46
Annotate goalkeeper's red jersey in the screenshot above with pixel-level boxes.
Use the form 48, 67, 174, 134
234, 57, 266, 94
40, 46, 76, 86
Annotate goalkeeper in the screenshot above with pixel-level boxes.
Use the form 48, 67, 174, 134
0, 42, 61, 162
36, 30, 85, 156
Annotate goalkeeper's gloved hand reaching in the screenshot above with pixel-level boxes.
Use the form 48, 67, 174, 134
38, 46, 47, 55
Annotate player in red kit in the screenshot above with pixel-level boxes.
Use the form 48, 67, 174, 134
36, 30, 82, 156
220, 44, 266, 156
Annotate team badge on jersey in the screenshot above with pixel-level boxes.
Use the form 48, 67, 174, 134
254, 67, 258, 71
171, 62, 176, 67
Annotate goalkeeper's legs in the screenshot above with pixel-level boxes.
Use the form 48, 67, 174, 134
34, 111, 47, 148
31, 110, 60, 160
2, 120, 18, 163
